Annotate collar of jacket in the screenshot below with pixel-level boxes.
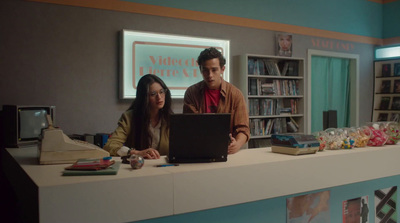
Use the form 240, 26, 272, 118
198, 77, 227, 98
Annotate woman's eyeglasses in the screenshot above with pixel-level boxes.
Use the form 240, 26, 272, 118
149, 89, 168, 97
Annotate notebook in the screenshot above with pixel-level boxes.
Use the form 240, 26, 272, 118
167, 113, 231, 163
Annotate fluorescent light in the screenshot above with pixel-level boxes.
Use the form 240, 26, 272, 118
375, 46, 400, 59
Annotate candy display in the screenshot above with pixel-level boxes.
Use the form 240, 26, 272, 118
323, 128, 345, 150
366, 122, 389, 146
340, 128, 356, 149
313, 131, 327, 151
129, 154, 145, 169
312, 121, 398, 151
353, 126, 371, 147
382, 122, 400, 145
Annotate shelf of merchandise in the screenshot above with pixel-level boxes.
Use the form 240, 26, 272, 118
372, 59, 400, 122
233, 54, 305, 148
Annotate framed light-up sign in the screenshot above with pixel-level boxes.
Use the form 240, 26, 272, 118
375, 45, 400, 60
120, 30, 230, 99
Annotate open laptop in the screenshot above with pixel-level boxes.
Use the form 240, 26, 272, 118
167, 113, 231, 163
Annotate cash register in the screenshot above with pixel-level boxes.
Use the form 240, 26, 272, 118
271, 133, 320, 155
39, 115, 110, 164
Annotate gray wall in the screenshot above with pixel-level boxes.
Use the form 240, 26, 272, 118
0, 0, 374, 135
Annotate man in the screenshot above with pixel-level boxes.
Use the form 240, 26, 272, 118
183, 47, 250, 154
360, 198, 369, 223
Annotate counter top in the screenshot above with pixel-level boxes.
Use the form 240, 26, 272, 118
3, 145, 400, 222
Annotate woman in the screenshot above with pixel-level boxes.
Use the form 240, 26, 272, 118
104, 74, 173, 159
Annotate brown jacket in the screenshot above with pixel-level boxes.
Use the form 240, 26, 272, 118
183, 78, 250, 141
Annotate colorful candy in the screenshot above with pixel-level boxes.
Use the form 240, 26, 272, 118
313, 131, 327, 151
313, 122, 398, 151
341, 138, 355, 149
129, 154, 145, 169
324, 128, 345, 150
353, 126, 371, 147
340, 128, 356, 149
367, 123, 389, 146
382, 122, 400, 145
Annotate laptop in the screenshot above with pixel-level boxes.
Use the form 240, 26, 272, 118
167, 113, 231, 163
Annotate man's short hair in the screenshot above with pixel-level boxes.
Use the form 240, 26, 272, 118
197, 47, 226, 69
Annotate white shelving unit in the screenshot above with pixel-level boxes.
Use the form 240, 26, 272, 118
372, 59, 400, 122
233, 54, 306, 148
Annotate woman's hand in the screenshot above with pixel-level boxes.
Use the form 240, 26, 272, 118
138, 148, 160, 159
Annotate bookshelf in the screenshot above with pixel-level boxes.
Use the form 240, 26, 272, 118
372, 59, 400, 122
233, 54, 305, 148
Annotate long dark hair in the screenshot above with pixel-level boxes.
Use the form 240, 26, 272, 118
126, 74, 172, 150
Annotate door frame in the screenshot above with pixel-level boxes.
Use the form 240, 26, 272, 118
307, 49, 360, 133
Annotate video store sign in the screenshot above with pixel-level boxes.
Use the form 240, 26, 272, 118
121, 30, 229, 99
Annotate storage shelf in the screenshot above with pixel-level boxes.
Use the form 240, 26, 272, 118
232, 54, 306, 148
248, 75, 303, 80
248, 95, 303, 99
249, 114, 304, 119
372, 59, 400, 122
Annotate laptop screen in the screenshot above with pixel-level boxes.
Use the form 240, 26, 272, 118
168, 113, 231, 163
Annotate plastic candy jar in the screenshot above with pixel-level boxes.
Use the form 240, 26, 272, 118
382, 122, 400, 145
366, 122, 389, 146
324, 128, 345, 150
313, 131, 327, 151
340, 128, 356, 149
353, 126, 371, 147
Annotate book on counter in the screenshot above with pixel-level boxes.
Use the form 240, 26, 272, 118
63, 157, 120, 176
65, 157, 115, 170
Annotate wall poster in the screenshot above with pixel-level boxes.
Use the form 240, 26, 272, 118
342, 196, 369, 223
286, 190, 330, 223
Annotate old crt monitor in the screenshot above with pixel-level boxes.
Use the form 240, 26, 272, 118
1, 105, 56, 148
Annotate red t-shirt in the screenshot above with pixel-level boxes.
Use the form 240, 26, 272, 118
205, 88, 220, 113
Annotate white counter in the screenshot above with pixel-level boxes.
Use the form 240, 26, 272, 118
2, 145, 400, 223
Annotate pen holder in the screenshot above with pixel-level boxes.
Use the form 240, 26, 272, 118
129, 154, 145, 169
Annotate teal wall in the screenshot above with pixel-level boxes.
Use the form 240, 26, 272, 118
136, 175, 400, 223
124, 0, 385, 38
383, 1, 400, 39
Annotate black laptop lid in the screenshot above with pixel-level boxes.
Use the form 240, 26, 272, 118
168, 113, 231, 163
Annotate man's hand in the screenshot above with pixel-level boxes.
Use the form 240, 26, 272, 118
227, 133, 246, 154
